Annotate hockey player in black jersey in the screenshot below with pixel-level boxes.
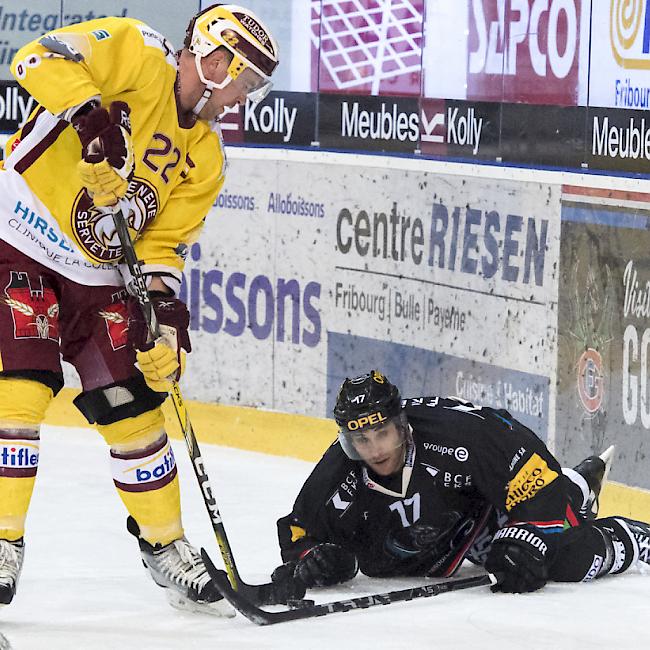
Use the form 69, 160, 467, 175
271, 370, 650, 599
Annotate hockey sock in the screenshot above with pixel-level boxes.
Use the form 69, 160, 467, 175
0, 428, 39, 541
110, 433, 183, 545
97, 410, 183, 546
548, 516, 640, 582
592, 517, 640, 575
0, 378, 52, 541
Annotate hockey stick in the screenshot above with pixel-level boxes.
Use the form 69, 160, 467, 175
111, 200, 273, 603
202, 549, 494, 625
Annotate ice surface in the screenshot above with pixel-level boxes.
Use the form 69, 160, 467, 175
0, 426, 648, 649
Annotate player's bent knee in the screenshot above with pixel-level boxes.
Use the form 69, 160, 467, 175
548, 525, 610, 582
95, 407, 166, 448
0, 376, 55, 426
73, 375, 165, 427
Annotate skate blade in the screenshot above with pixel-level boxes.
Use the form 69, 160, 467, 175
599, 445, 615, 484
590, 445, 616, 516
164, 590, 236, 618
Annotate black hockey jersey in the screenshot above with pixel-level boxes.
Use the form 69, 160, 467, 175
278, 397, 578, 578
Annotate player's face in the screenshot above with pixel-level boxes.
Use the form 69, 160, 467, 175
200, 66, 265, 120
351, 421, 405, 476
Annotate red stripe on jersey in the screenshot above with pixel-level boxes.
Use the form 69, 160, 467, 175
515, 519, 564, 528
19, 105, 46, 140
565, 504, 580, 528
14, 119, 68, 174
441, 505, 493, 577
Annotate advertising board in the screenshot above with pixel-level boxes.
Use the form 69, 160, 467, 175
589, 0, 650, 109
467, 0, 587, 105
310, 0, 425, 96
557, 186, 650, 487
183, 152, 561, 437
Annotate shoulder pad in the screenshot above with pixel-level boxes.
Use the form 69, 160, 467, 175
39, 34, 84, 62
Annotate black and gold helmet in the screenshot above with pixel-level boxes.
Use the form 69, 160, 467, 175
333, 370, 406, 461
333, 370, 402, 432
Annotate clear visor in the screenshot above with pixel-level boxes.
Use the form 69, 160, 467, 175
193, 54, 273, 116
338, 413, 408, 462
247, 80, 272, 104
230, 64, 272, 105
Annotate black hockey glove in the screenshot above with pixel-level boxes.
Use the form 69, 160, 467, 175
258, 561, 307, 605
484, 524, 553, 593
294, 543, 359, 588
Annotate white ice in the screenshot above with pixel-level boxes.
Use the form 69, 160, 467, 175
0, 425, 649, 650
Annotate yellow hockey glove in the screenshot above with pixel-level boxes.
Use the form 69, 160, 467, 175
136, 331, 187, 393
127, 295, 192, 394
77, 158, 129, 207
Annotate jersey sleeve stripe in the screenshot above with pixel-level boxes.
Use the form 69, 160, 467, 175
5, 110, 68, 174
17, 106, 45, 140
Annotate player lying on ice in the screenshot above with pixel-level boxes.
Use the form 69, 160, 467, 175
269, 370, 650, 601
0, 4, 277, 615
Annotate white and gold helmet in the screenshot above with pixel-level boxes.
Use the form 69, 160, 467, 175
184, 3, 279, 111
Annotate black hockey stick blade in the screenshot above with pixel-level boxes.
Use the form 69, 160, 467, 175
234, 576, 278, 605
203, 549, 494, 625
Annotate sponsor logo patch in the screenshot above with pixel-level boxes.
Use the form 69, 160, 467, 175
91, 29, 111, 41
583, 554, 603, 581
347, 411, 387, 431
423, 443, 469, 462
3, 271, 59, 341
111, 442, 176, 487
71, 178, 158, 263
506, 453, 558, 510
98, 303, 129, 351
0, 439, 39, 469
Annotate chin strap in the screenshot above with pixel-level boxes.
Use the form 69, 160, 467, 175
191, 53, 232, 116
192, 86, 213, 116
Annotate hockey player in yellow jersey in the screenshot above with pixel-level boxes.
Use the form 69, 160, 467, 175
0, 4, 278, 615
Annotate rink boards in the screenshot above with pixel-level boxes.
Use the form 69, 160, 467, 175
4, 140, 650, 508
176, 148, 650, 493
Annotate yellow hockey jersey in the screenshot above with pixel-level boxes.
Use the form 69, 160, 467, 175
1, 17, 225, 294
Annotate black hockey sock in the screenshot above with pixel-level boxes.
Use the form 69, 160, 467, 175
547, 516, 645, 582
592, 517, 640, 575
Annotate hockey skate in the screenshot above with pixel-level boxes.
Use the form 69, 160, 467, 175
571, 445, 615, 519
0, 539, 24, 606
127, 517, 234, 617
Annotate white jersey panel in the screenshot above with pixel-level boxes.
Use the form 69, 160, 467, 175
0, 168, 122, 287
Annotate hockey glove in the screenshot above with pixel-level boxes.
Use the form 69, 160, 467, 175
294, 543, 359, 588
484, 524, 553, 593
127, 294, 191, 393
258, 561, 308, 605
75, 101, 134, 207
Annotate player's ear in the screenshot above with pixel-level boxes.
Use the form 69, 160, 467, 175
203, 48, 230, 81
